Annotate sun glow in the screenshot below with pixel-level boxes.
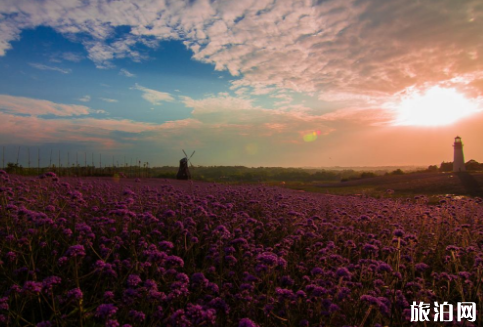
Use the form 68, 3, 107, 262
392, 86, 480, 126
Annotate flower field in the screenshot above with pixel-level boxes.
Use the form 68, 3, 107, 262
1, 170, 482, 326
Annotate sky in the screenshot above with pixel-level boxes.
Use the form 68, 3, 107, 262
0, 0, 482, 168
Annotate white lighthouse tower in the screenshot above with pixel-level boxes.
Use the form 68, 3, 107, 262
453, 136, 466, 172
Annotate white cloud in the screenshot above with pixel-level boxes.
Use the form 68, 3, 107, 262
78, 95, 91, 102
119, 68, 135, 77
100, 97, 118, 103
62, 52, 83, 62
131, 83, 174, 105
29, 63, 71, 74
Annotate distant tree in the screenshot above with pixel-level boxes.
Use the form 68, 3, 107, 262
465, 159, 482, 171
5, 162, 23, 174
390, 169, 404, 175
360, 172, 376, 179
439, 161, 453, 172
427, 165, 438, 172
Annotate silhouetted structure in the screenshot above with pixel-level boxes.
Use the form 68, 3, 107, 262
176, 150, 195, 180
176, 157, 191, 180
453, 136, 466, 172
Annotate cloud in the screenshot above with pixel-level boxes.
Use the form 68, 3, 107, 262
0, 111, 157, 148
0, 94, 90, 116
119, 68, 135, 77
2, 1, 483, 166
100, 97, 118, 103
62, 52, 83, 62
1, 92, 481, 167
29, 63, 71, 74
131, 83, 174, 105
82, 37, 147, 68
78, 95, 91, 102
50, 52, 84, 63
0, 95, 157, 148
1, 0, 481, 100
181, 93, 335, 139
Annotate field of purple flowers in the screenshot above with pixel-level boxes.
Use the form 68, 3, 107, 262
1, 170, 483, 326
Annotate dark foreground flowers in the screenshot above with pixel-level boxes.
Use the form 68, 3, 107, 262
0, 170, 482, 326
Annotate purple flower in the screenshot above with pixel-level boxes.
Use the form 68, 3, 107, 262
67, 288, 83, 300
159, 241, 174, 250
144, 279, 158, 290
42, 276, 62, 293
6, 251, 16, 261
377, 263, 393, 273
415, 262, 430, 272
337, 287, 351, 301
329, 303, 340, 313
96, 304, 118, 319
0, 297, 8, 311
166, 255, 184, 267
362, 243, 379, 254
214, 225, 231, 239
186, 304, 217, 325
336, 267, 352, 279
192, 272, 209, 287
208, 297, 230, 314
65, 245, 86, 258
23, 281, 42, 294
257, 252, 278, 266
127, 274, 142, 287
239, 318, 259, 327
393, 229, 405, 237
105, 320, 120, 327
129, 310, 145, 322
311, 267, 324, 275
104, 291, 115, 300
299, 320, 309, 327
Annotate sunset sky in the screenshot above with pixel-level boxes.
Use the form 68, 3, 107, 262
0, 0, 482, 168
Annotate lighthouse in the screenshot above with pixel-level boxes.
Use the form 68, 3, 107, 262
453, 136, 466, 172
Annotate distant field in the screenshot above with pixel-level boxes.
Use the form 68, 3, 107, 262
287, 172, 483, 198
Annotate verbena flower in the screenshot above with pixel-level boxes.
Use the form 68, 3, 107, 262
65, 245, 86, 257
96, 304, 118, 319
239, 318, 259, 327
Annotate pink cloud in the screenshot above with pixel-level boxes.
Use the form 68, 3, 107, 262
0, 94, 90, 116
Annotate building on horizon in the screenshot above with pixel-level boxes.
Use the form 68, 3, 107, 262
453, 136, 466, 172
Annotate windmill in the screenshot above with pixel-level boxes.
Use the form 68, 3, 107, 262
176, 150, 195, 180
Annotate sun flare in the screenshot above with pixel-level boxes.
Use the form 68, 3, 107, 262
392, 86, 480, 126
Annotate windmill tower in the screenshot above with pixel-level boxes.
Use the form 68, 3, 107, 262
176, 150, 195, 180
453, 136, 466, 172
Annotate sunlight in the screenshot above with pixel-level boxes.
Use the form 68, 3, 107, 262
392, 86, 480, 126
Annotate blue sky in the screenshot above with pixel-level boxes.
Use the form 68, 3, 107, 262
0, 0, 482, 168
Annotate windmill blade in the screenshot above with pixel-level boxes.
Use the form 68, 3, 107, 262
190, 151, 196, 159
182, 149, 188, 158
